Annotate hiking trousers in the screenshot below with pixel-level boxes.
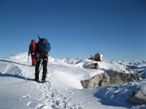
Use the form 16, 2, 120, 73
35, 58, 48, 81
31, 54, 36, 66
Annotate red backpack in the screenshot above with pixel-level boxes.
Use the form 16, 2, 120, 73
30, 40, 37, 53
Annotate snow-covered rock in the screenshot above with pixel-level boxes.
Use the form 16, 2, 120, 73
81, 70, 140, 88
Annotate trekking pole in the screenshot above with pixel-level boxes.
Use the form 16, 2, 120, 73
27, 55, 29, 62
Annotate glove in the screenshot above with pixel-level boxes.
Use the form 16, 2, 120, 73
36, 53, 40, 58
44, 52, 48, 57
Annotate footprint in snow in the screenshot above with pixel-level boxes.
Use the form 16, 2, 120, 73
26, 101, 38, 109
37, 104, 52, 109
22, 95, 30, 98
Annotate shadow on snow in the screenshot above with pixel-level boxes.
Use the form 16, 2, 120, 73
94, 84, 140, 108
0, 73, 34, 82
0, 59, 34, 81
0, 59, 31, 67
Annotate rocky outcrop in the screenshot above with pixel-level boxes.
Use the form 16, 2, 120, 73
84, 63, 98, 69
81, 70, 140, 88
127, 89, 146, 104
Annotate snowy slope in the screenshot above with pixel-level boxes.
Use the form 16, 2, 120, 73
0, 52, 146, 109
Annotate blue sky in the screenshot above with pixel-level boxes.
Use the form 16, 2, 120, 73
0, 0, 146, 60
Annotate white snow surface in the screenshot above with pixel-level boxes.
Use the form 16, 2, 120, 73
0, 52, 146, 109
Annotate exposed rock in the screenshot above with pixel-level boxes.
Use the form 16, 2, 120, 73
84, 63, 98, 69
81, 70, 140, 88
127, 89, 146, 104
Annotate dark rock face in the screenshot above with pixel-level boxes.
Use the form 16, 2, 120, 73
81, 70, 140, 88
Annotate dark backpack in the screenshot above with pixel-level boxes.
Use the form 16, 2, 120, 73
37, 38, 51, 55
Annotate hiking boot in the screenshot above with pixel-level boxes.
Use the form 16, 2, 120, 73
34, 78, 39, 81
41, 80, 46, 83
42, 78, 46, 81
35, 76, 39, 81
42, 77, 46, 82
42, 75, 46, 81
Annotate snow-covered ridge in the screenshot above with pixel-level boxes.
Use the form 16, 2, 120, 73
4, 52, 144, 75
3, 52, 146, 88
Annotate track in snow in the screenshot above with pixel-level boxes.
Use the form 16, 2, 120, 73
14, 63, 82, 109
